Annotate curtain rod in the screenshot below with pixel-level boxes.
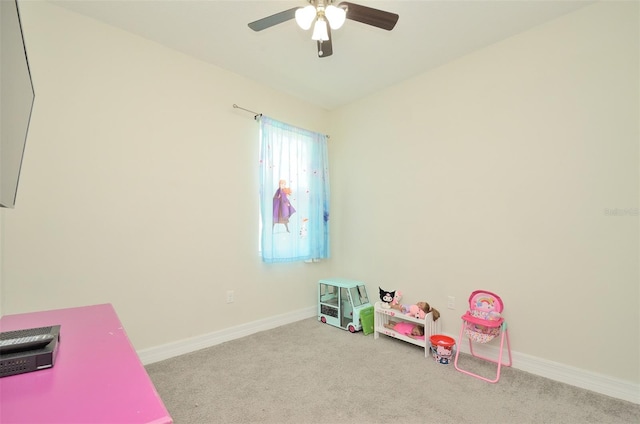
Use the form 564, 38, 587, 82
232, 103, 330, 139
233, 104, 262, 120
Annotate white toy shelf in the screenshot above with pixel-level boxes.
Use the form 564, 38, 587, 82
373, 301, 442, 357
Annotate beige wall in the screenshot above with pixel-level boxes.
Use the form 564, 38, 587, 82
1, 1, 336, 347
1, 0, 638, 390
331, 1, 638, 383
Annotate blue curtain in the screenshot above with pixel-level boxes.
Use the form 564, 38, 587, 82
259, 116, 330, 263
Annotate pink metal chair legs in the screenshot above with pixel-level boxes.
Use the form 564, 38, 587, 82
453, 321, 512, 383
454, 290, 512, 383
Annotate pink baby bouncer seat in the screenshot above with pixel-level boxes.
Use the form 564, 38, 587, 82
453, 290, 512, 383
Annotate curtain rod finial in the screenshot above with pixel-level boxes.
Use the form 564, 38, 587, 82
233, 103, 260, 117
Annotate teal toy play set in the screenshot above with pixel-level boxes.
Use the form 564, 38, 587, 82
317, 278, 372, 333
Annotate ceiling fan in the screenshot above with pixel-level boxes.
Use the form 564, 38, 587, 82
248, 1, 399, 58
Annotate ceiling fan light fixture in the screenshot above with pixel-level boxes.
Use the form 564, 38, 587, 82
311, 17, 329, 41
295, 5, 316, 30
325, 5, 346, 29
249, 1, 399, 58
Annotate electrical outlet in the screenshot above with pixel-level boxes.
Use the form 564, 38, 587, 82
447, 296, 455, 310
226, 290, 234, 303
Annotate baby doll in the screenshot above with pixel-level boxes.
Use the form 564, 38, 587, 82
383, 321, 425, 339
390, 301, 441, 321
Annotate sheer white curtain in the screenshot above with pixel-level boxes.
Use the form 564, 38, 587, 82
259, 116, 330, 263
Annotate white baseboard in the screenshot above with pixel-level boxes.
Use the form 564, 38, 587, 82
138, 312, 639, 405
448, 332, 640, 405
137, 306, 316, 366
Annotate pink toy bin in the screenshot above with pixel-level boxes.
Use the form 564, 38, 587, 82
430, 334, 456, 365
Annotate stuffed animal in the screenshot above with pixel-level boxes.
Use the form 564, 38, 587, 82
406, 304, 426, 320
379, 287, 395, 309
391, 291, 402, 307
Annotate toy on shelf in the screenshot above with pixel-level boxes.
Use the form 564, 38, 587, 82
374, 301, 441, 357
378, 287, 395, 309
392, 301, 441, 321
318, 278, 373, 333
406, 304, 426, 320
391, 290, 402, 307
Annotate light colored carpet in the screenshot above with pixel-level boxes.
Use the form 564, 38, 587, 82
146, 317, 640, 423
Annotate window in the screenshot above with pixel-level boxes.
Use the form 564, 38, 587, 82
258, 116, 330, 263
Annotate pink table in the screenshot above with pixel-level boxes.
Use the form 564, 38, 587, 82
0, 304, 172, 424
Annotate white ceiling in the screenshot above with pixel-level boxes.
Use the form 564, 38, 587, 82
48, 0, 594, 110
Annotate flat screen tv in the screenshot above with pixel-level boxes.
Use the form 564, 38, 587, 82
1, 0, 35, 208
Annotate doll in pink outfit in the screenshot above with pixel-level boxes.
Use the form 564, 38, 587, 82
384, 321, 425, 339
390, 301, 441, 321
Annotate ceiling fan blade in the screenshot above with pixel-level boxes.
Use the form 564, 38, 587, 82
317, 27, 333, 58
339, 2, 399, 31
248, 7, 298, 31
